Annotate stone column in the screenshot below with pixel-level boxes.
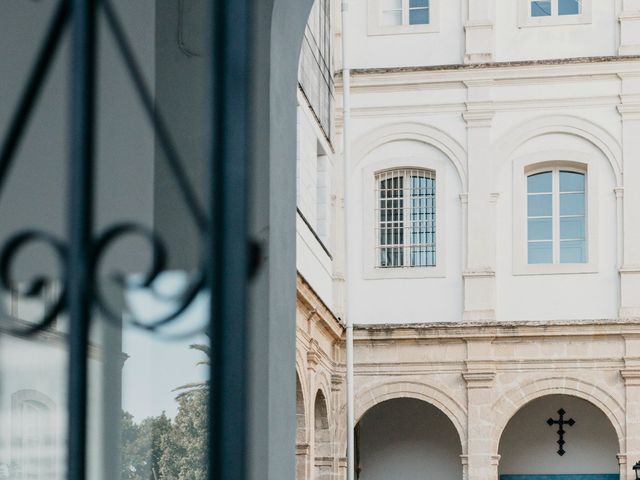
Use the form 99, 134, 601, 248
617, 74, 640, 318
463, 80, 497, 321
621, 334, 640, 480
464, 339, 497, 480
464, 0, 495, 63
619, 0, 640, 56
331, 373, 344, 480
618, 453, 628, 480
296, 444, 310, 480
307, 342, 320, 480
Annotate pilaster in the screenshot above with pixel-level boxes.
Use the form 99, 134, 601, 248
622, 335, 640, 479
464, 0, 495, 63
464, 339, 498, 480
618, 73, 640, 318
619, 0, 640, 55
618, 453, 628, 480
463, 80, 497, 321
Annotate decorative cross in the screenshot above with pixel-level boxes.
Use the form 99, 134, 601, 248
547, 408, 575, 456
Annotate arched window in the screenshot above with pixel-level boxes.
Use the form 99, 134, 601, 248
527, 167, 586, 264
11, 390, 57, 480
375, 168, 436, 268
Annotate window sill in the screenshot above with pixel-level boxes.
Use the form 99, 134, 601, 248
512, 262, 598, 276
518, 14, 592, 28
364, 266, 446, 280
367, 23, 440, 36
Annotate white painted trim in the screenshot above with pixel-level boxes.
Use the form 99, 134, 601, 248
518, 0, 593, 28
363, 156, 447, 279
367, 0, 440, 36
512, 152, 600, 276
492, 114, 623, 189
351, 122, 468, 191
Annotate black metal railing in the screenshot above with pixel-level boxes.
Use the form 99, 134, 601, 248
0, 0, 255, 478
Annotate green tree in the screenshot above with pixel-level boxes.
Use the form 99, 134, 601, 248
158, 391, 208, 480
121, 411, 171, 480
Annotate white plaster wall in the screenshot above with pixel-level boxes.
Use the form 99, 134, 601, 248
358, 398, 463, 480
298, 106, 321, 228
495, 0, 618, 62
296, 101, 336, 309
499, 395, 619, 475
348, 0, 621, 70
495, 125, 620, 321
348, 136, 464, 324
344, 58, 634, 324
348, 0, 464, 69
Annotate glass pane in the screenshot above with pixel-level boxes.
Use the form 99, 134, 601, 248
560, 193, 585, 216
528, 218, 552, 241
561, 240, 587, 263
560, 216, 585, 240
560, 171, 585, 192
527, 171, 552, 193
410, 0, 428, 7
382, 0, 402, 8
559, 0, 581, 15
409, 8, 429, 24
382, 10, 402, 25
528, 194, 552, 217
528, 242, 553, 264
531, 0, 551, 16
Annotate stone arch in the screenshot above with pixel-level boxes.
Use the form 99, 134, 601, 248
351, 122, 468, 191
491, 376, 625, 455
337, 380, 467, 454
492, 114, 623, 188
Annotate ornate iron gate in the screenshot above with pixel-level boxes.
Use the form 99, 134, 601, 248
0, 0, 254, 478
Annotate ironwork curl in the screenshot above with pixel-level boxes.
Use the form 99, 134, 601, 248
92, 222, 206, 334
0, 230, 67, 336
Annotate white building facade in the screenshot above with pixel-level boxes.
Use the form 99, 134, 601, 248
295, 1, 640, 479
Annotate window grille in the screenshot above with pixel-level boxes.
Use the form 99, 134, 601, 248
527, 169, 586, 264
375, 168, 436, 268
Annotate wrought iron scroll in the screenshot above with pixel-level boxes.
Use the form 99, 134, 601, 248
0, 0, 209, 337
0, 0, 259, 479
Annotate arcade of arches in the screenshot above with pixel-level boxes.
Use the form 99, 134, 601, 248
295, 274, 640, 480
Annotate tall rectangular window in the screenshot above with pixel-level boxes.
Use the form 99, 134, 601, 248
376, 169, 435, 268
527, 169, 586, 265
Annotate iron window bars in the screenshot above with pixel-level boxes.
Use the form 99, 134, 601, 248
375, 168, 436, 268
0, 1, 256, 479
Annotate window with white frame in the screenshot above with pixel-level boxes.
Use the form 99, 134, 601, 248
375, 168, 435, 268
521, 0, 591, 26
527, 168, 586, 264
368, 0, 438, 35
530, 0, 581, 17
381, 0, 430, 26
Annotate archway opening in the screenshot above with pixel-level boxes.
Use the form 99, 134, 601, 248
498, 394, 619, 480
355, 397, 462, 480
314, 390, 331, 479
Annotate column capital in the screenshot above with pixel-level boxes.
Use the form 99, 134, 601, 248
620, 368, 640, 386
462, 370, 496, 389
463, 110, 495, 128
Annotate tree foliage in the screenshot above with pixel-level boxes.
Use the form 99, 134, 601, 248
121, 342, 209, 479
